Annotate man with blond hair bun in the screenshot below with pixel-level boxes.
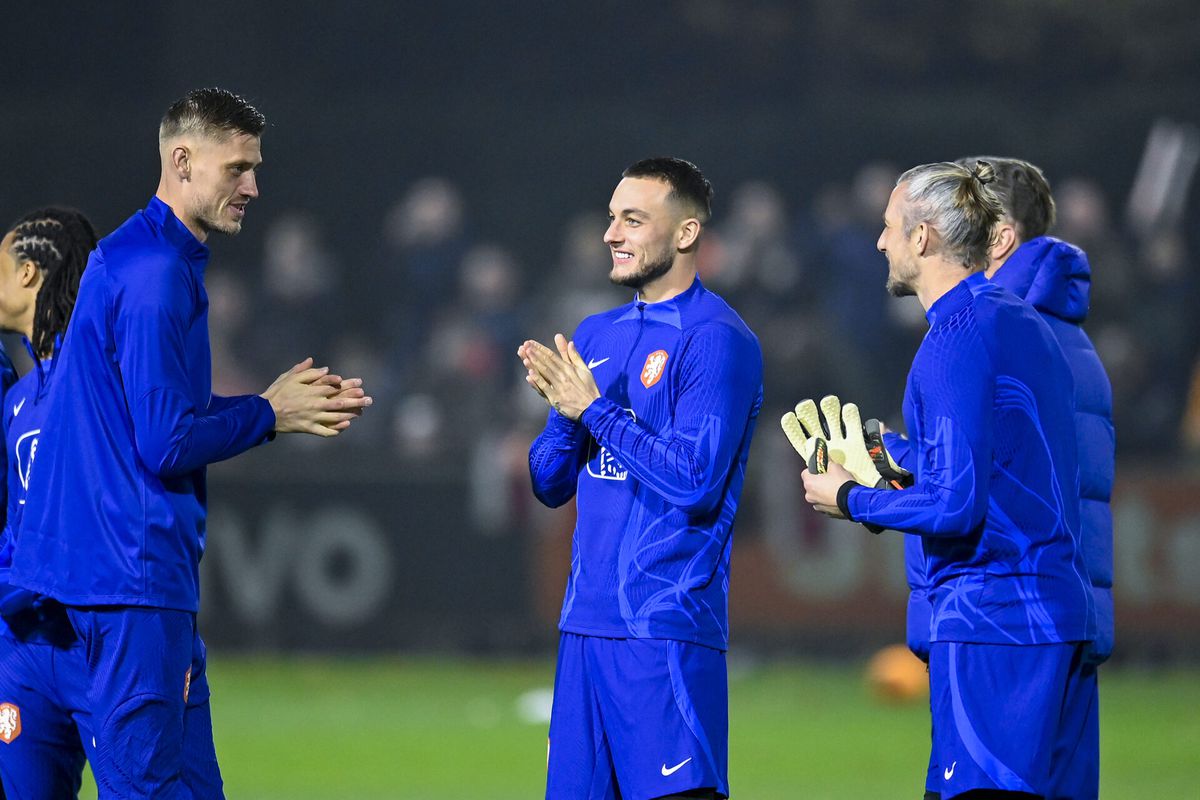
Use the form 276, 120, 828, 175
802, 161, 1097, 799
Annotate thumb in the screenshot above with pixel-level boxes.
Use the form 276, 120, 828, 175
566, 340, 586, 368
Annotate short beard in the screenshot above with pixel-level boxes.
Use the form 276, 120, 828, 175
886, 275, 916, 298
610, 253, 674, 291
192, 198, 243, 237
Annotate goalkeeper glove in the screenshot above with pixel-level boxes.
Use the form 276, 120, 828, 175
863, 418, 914, 489
781, 395, 884, 488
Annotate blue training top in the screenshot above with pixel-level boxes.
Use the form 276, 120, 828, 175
848, 272, 1094, 646
529, 277, 763, 651
0, 351, 57, 635
10, 197, 275, 613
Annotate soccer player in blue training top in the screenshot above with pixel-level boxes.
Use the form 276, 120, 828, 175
8, 89, 372, 797
0, 207, 233, 799
802, 161, 1096, 800
890, 156, 1112, 798
519, 157, 763, 800
0, 207, 99, 796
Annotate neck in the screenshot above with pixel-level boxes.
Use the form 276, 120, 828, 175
636, 259, 697, 304
917, 259, 977, 311
984, 236, 1024, 279
154, 179, 208, 243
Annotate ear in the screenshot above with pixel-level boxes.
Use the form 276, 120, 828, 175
912, 222, 930, 257
990, 223, 1019, 263
18, 258, 42, 290
172, 145, 192, 181
677, 218, 702, 251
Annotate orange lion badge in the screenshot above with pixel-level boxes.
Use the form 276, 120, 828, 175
640, 349, 669, 388
0, 702, 21, 744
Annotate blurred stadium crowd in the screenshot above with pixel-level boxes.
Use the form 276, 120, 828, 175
205, 163, 1199, 480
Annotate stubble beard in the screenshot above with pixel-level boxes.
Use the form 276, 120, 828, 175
886, 256, 918, 298
193, 195, 243, 237
610, 249, 675, 291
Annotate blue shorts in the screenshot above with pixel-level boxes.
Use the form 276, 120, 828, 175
547, 632, 728, 800
927, 641, 1098, 800
0, 606, 88, 799
0, 604, 224, 799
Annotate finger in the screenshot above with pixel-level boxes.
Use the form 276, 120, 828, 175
527, 370, 554, 401
794, 398, 821, 439
842, 402, 864, 443
523, 339, 556, 359
331, 387, 367, 400
291, 357, 314, 373
566, 340, 586, 368
526, 347, 569, 382
314, 411, 361, 424
524, 371, 549, 401
780, 412, 813, 459
820, 395, 843, 440
554, 333, 571, 362
338, 378, 364, 390
291, 366, 331, 384
322, 395, 372, 410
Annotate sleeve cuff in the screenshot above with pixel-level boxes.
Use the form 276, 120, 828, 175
836, 481, 857, 520
579, 395, 617, 432
841, 483, 886, 534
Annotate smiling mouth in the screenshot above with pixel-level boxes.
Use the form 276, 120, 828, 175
612, 251, 634, 266
229, 204, 246, 219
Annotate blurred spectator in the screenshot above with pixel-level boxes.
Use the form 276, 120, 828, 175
378, 177, 471, 383
248, 211, 339, 377
537, 211, 625, 339
207, 268, 260, 397
1056, 177, 1199, 454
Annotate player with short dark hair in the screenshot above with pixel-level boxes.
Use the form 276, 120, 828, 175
802, 161, 1096, 799
520, 157, 762, 800
8, 88, 371, 796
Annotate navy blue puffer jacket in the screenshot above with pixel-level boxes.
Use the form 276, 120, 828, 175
991, 236, 1116, 664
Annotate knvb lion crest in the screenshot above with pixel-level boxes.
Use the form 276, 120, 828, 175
640, 349, 669, 388
0, 703, 21, 744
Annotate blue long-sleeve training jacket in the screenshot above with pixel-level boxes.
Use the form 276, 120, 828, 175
10, 197, 275, 613
900, 239, 1115, 662
849, 272, 1094, 646
529, 278, 763, 651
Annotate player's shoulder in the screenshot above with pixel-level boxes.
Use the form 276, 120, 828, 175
573, 301, 635, 342
98, 210, 189, 281
683, 283, 761, 350
969, 277, 1056, 346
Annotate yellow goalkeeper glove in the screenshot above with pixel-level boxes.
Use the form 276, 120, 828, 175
781, 395, 885, 488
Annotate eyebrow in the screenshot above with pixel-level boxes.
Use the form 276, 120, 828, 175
610, 207, 649, 217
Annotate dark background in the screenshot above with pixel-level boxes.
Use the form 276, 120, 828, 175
3, 1, 1198, 657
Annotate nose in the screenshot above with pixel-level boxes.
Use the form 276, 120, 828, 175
603, 219, 621, 246
241, 171, 259, 199
876, 229, 887, 253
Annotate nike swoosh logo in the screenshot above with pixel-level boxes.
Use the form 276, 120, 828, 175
661, 757, 692, 776
587, 357, 610, 369
12, 398, 25, 417
944, 761, 956, 780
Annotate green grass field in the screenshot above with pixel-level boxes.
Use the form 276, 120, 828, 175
77, 656, 1199, 799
